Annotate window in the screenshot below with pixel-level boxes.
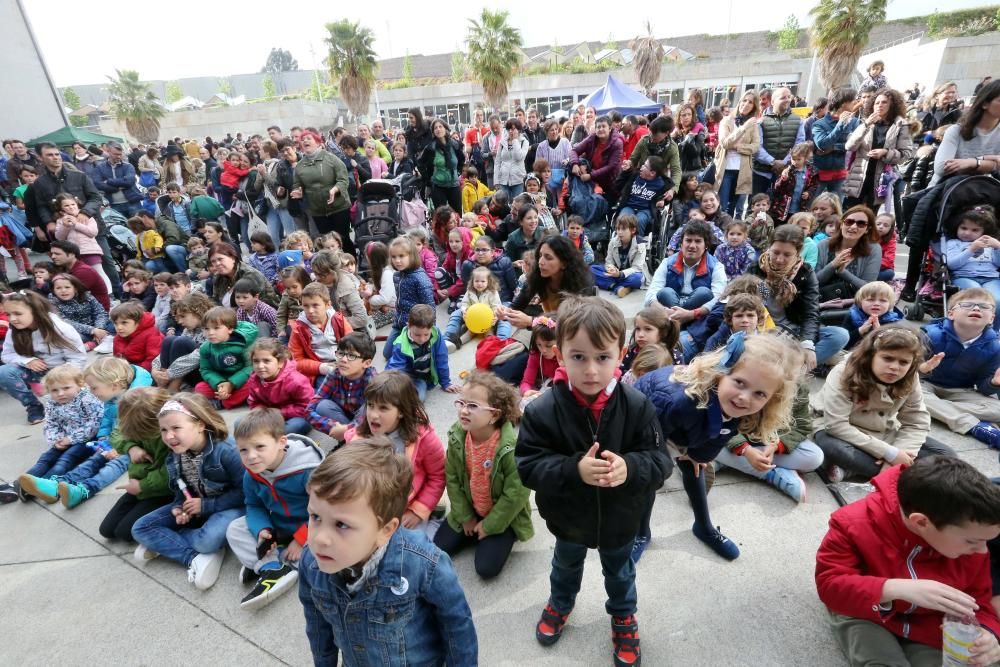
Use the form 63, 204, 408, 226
655, 88, 684, 106
524, 95, 575, 118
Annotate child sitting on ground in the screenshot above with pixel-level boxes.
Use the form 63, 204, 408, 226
816, 457, 1000, 666
444, 266, 511, 352
298, 437, 478, 666
384, 236, 435, 360
48, 273, 112, 351
124, 270, 157, 311
919, 288, 1000, 450
165, 273, 192, 328
714, 219, 756, 280
592, 214, 649, 298
875, 212, 897, 282
562, 215, 595, 265
462, 165, 494, 214
746, 193, 775, 253
276, 266, 308, 343
310, 249, 371, 336
151, 272, 173, 333
151, 292, 212, 393
520, 315, 558, 398
195, 306, 258, 409
31, 261, 55, 297
288, 282, 352, 388
810, 192, 842, 242
247, 232, 279, 286
621, 344, 674, 386
307, 332, 376, 442
946, 205, 1000, 331
516, 295, 671, 665
186, 236, 209, 280
386, 304, 458, 401
407, 226, 441, 296
788, 212, 820, 267
246, 338, 315, 436
227, 408, 323, 610
621, 307, 681, 373
111, 301, 163, 372
842, 281, 904, 349
704, 293, 769, 350
234, 277, 278, 339
437, 228, 474, 308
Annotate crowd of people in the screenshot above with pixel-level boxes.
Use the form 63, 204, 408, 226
1, 63, 1000, 667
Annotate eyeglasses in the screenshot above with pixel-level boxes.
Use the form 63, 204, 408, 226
842, 218, 869, 228
474, 248, 492, 253
335, 350, 362, 361
955, 302, 996, 312
454, 399, 500, 414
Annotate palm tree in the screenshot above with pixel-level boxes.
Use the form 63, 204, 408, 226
630, 22, 665, 98
324, 19, 378, 117
465, 9, 523, 109
810, 0, 888, 94
106, 69, 165, 143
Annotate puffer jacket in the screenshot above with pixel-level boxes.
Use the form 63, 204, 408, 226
198, 320, 258, 389
246, 358, 315, 419
903, 144, 937, 195
922, 318, 1000, 394
292, 148, 350, 217
113, 312, 163, 371
461, 252, 518, 303
493, 135, 529, 187
843, 117, 915, 201
392, 267, 435, 329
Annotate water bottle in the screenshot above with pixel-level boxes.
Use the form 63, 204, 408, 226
942, 614, 979, 666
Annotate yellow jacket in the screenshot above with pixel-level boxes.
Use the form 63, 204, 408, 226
462, 180, 494, 214
136, 230, 165, 260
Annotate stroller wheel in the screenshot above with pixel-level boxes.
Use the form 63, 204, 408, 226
905, 302, 924, 321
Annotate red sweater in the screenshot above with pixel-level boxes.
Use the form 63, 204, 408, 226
220, 160, 249, 189
246, 359, 314, 419
816, 466, 1000, 648
68, 260, 110, 312
622, 126, 650, 160
113, 312, 163, 371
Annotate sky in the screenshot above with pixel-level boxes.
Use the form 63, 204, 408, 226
23, 0, 987, 87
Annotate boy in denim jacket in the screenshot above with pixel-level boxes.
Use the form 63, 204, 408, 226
298, 437, 478, 667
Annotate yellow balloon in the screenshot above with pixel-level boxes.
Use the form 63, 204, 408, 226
464, 303, 494, 334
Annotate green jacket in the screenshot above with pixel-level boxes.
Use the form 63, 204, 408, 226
189, 195, 225, 222
154, 215, 189, 247
444, 421, 534, 541
198, 320, 259, 389
109, 429, 171, 500
726, 382, 812, 451
630, 135, 682, 193
293, 149, 350, 217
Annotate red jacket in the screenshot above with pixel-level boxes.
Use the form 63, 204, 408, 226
815, 466, 1000, 647
622, 126, 650, 161
287, 312, 352, 385
220, 160, 249, 189
246, 359, 314, 419
113, 312, 163, 371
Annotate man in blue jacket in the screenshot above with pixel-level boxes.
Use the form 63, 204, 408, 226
811, 87, 861, 197
93, 141, 142, 218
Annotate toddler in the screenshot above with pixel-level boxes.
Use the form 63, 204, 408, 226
247, 232, 279, 286
276, 266, 308, 341
842, 281, 903, 349
562, 215, 595, 264
770, 143, 818, 222
946, 206, 1000, 330
788, 212, 820, 267
746, 193, 775, 252
234, 277, 278, 339
185, 236, 209, 279
519, 315, 558, 397
111, 301, 163, 371
444, 266, 510, 351
714, 220, 756, 280
592, 215, 649, 298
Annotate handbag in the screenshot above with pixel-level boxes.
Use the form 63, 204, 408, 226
549, 166, 566, 190
242, 194, 269, 239
818, 279, 855, 303
139, 171, 158, 188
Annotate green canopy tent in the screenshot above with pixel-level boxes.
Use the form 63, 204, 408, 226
26, 125, 126, 149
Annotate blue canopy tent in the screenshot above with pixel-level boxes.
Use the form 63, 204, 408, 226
577, 76, 661, 115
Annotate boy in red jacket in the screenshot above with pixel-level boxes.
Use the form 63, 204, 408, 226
816, 457, 1000, 666
110, 301, 163, 371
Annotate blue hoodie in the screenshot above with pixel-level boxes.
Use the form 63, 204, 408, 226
96, 364, 154, 439
922, 318, 1000, 395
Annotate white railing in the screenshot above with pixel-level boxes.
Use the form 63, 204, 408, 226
862, 31, 926, 55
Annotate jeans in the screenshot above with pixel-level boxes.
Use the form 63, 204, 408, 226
284, 417, 312, 436
444, 308, 513, 340
617, 207, 652, 236
266, 207, 296, 244
491, 350, 529, 386
815, 326, 850, 366
813, 430, 955, 479
656, 286, 714, 310
717, 169, 748, 218
498, 184, 524, 200
100, 493, 173, 541
816, 179, 845, 198
413, 378, 428, 402
433, 520, 517, 579
0, 364, 44, 414
60, 452, 129, 495
383, 326, 402, 360
591, 265, 643, 292
752, 171, 775, 196
549, 538, 637, 617
145, 245, 188, 273
132, 503, 244, 567
110, 201, 140, 218
680, 331, 698, 362
953, 278, 1000, 331
716, 440, 825, 478
26, 443, 92, 479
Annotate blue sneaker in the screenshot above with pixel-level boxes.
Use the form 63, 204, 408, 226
630, 536, 650, 563
58, 481, 90, 509
763, 467, 806, 503
970, 422, 1000, 450
692, 522, 740, 560
17, 474, 59, 504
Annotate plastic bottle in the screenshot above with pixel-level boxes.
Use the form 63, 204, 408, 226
942, 614, 979, 666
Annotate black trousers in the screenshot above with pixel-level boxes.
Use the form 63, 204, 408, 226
814, 430, 956, 480
433, 518, 517, 579
313, 209, 355, 257
430, 185, 462, 216
99, 493, 172, 542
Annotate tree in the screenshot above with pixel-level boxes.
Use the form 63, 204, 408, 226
262, 73, 277, 101
465, 9, 523, 109
778, 15, 800, 50
217, 77, 234, 97
451, 51, 465, 83
630, 22, 665, 98
165, 80, 184, 104
62, 87, 81, 111
106, 69, 164, 144
261, 47, 299, 74
324, 19, 378, 117
810, 0, 888, 93
401, 52, 413, 85
605, 34, 618, 50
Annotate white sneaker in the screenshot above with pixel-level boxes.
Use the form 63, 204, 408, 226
188, 550, 225, 590
94, 336, 114, 354
134, 544, 159, 562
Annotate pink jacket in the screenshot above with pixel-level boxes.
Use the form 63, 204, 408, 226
54, 214, 102, 257
419, 246, 440, 295
246, 359, 315, 420
345, 423, 445, 519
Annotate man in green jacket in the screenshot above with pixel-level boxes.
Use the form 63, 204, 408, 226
624, 115, 682, 194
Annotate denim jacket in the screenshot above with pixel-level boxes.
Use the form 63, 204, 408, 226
298, 528, 478, 667
164, 435, 246, 516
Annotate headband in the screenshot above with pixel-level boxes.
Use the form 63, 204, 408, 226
532, 316, 556, 330
159, 400, 197, 419
717, 331, 746, 371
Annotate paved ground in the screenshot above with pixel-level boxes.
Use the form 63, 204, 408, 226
1, 255, 995, 666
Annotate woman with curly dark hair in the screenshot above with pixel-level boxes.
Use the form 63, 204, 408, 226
843, 88, 914, 210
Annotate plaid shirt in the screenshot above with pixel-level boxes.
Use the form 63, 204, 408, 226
307, 367, 376, 433
237, 299, 278, 335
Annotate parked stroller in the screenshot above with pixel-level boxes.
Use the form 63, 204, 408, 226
106, 222, 138, 273
354, 179, 401, 270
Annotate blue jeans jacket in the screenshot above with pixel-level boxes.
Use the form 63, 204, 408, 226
164, 436, 246, 515
298, 528, 478, 667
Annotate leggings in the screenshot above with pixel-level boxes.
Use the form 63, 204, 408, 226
433, 519, 517, 579
313, 209, 355, 257
99, 493, 173, 542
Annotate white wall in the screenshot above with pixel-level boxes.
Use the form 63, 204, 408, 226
857, 38, 949, 98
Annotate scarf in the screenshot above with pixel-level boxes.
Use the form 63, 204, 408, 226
734, 113, 747, 127
342, 541, 390, 594
758, 252, 803, 307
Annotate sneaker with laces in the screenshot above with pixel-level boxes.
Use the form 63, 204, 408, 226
612, 614, 641, 666
240, 563, 298, 610
134, 544, 159, 562
630, 536, 650, 564
18, 474, 59, 503
762, 467, 806, 503
238, 565, 257, 585
535, 603, 571, 646
188, 550, 225, 590
58, 481, 90, 509
691, 522, 740, 560
970, 421, 1000, 450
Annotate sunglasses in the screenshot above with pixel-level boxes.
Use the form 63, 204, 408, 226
842, 218, 869, 228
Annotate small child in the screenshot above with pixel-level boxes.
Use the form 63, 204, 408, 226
946, 205, 1000, 330
592, 214, 649, 298
788, 211, 820, 267
859, 59, 888, 90
124, 269, 157, 311
385, 235, 435, 361
386, 303, 457, 401
130, 393, 246, 590
246, 338, 315, 436
444, 266, 511, 351
151, 271, 173, 332
276, 266, 308, 341
519, 315, 558, 397
162, 182, 193, 235
746, 193, 775, 252
617, 155, 669, 236
307, 332, 376, 441
151, 292, 212, 393
31, 261, 55, 297
185, 236, 209, 279
770, 143, 819, 222
705, 293, 768, 350
438, 228, 474, 307
462, 165, 494, 214
842, 281, 904, 349
111, 301, 163, 371
514, 248, 535, 300
462, 235, 518, 305
435, 370, 533, 579
363, 241, 396, 329
562, 215, 595, 265
816, 457, 1000, 665
875, 212, 898, 282
15, 364, 105, 502
621, 306, 681, 373
48, 273, 112, 350
407, 226, 440, 296
128, 215, 166, 266
165, 273, 192, 333
810, 193, 842, 242
298, 437, 478, 666
314, 231, 342, 253
339, 252, 361, 291
195, 306, 258, 409
140, 186, 159, 217
311, 249, 371, 336
283, 230, 314, 273
53, 193, 109, 288
288, 282, 351, 388
234, 277, 278, 339
247, 232, 279, 286
516, 296, 670, 665
460, 212, 484, 241
714, 219, 757, 280
621, 344, 673, 386
228, 408, 323, 610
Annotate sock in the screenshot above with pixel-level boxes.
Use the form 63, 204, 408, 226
678, 459, 714, 533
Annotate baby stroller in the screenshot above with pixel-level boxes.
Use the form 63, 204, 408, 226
354, 179, 401, 271
904, 174, 1000, 321
106, 222, 138, 273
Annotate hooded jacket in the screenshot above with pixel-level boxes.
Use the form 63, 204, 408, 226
246, 358, 315, 419
243, 433, 323, 545
386, 325, 451, 389
96, 364, 153, 440
922, 318, 1000, 394
461, 252, 518, 304
292, 148, 351, 217
816, 465, 1000, 648
113, 312, 163, 371
442, 227, 474, 300
198, 320, 259, 389
288, 309, 352, 385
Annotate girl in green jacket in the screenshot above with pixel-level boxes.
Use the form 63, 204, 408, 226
434, 370, 533, 579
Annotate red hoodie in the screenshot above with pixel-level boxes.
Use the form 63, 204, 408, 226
220, 160, 249, 189
443, 227, 474, 300
113, 312, 163, 371
246, 359, 315, 419
816, 465, 1000, 648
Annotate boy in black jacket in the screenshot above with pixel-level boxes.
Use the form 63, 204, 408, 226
516, 295, 670, 667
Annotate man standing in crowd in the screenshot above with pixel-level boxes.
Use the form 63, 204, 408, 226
93, 141, 142, 218
480, 114, 504, 188
5, 140, 40, 186
267, 126, 283, 143
621, 115, 650, 161
751, 87, 804, 195
371, 119, 392, 150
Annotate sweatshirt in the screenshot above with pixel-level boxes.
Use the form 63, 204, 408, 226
242, 434, 323, 545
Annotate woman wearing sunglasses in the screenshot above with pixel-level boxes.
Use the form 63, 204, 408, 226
815, 205, 883, 307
